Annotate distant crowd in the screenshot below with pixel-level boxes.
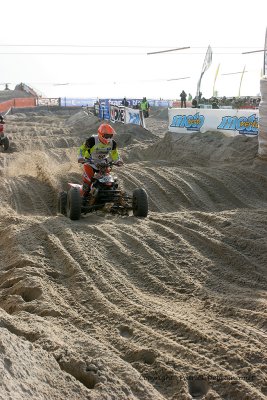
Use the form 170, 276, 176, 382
194, 95, 261, 109
179, 90, 261, 110
92, 93, 261, 116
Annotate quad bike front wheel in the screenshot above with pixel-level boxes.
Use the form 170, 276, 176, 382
58, 191, 67, 215
66, 187, 81, 220
1, 137, 9, 151
132, 188, 148, 217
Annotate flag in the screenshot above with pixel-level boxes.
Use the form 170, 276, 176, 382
238, 65, 246, 97
202, 45, 213, 75
196, 45, 213, 98
213, 63, 220, 96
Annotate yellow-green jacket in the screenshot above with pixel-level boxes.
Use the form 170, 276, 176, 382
140, 100, 149, 111
78, 135, 120, 166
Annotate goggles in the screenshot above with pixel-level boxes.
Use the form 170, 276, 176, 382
103, 133, 113, 139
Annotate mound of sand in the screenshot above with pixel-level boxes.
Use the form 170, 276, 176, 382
0, 109, 266, 400
67, 110, 157, 146
127, 130, 259, 166
67, 110, 100, 134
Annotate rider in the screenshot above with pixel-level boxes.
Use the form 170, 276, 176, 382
78, 123, 123, 201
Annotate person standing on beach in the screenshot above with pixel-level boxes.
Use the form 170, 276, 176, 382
140, 97, 150, 118
121, 97, 129, 107
180, 90, 187, 108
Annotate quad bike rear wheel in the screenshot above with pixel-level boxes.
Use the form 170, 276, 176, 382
66, 187, 81, 220
58, 191, 67, 215
132, 188, 148, 217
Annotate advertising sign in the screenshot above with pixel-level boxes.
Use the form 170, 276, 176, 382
168, 108, 259, 136
110, 105, 146, 128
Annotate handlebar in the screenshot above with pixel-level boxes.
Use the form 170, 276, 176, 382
85, 159, 113, 167
79, 158, 123, 168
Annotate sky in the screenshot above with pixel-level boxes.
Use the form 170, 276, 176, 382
0, 0, 266, 100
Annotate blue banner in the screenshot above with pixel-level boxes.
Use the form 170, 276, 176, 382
60, 98, 98, 107
60, 97, 172, 110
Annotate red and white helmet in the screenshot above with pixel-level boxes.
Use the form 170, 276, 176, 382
98, 123, 115, 145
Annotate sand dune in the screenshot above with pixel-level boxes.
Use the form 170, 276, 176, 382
0, 109, 266, 399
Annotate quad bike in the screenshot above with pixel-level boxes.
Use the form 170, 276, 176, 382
58, 160, 148, 220
0, 131, 9, 151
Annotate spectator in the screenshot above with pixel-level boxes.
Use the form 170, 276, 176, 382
180, 90, 187, 108
121, 97, 129, 107
140, 97, 150, 118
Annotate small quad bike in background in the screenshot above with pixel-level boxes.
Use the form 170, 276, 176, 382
58, 160, 148, 220
0, 117, 9, 151
0, 133, 9, 151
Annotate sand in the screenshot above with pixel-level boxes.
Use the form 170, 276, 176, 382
0, 107, 266, 399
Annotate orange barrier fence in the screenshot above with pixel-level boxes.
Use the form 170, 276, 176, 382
0, 98, 37, 113
0, 100, 13, 113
